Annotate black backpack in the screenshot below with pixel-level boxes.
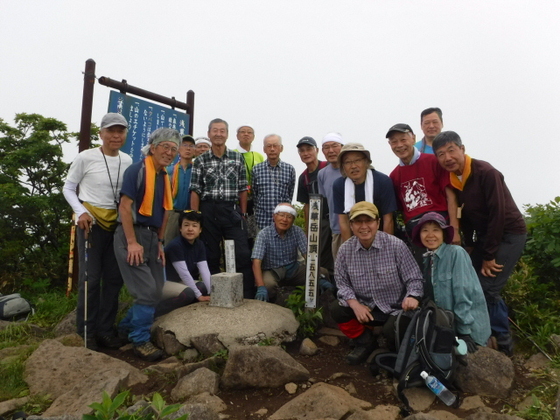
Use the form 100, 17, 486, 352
373, 300, 462, 413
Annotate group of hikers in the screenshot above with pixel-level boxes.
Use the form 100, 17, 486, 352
64, 107, 526, 364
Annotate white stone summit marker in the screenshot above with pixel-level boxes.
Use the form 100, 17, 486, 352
209, 272, 244, 308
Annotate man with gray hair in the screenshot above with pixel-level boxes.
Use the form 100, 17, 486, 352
63, 113, 132, 350
115, 127, 180, 361
252, 134, 296, 230
432, 131, 526, 356
190, 119, 255, 297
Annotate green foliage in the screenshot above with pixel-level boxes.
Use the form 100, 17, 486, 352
0, 113, 74, 293
293, 203, 305, 230
504, 260, 560, 353
22, 394, 54, 415
509, 378, 559, 420
84, 391, 187, 420
211, 348, 229, 359
0, 344, 35, 400
523, 197, 560, 284
257, 337, 276, 346
29, 291, 77, 328
285, 286, 323, 338
0, 323, 34, 350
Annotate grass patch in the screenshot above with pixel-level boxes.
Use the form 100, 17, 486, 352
29, 291, 77, 328
0, 344, 36, 401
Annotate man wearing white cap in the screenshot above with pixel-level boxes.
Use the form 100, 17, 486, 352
63, 112, 132, 350
252, 203, 332, 302
317, 132, 345, 259
194, 137, 211, 157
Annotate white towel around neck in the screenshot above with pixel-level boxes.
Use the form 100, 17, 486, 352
344, 169, 374, 213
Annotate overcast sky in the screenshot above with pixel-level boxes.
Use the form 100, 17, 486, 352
1, 1, 559, 209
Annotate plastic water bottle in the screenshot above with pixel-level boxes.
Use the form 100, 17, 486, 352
420, 371, 456, 406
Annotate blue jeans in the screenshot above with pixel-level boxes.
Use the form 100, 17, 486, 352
119, 304, 155, 345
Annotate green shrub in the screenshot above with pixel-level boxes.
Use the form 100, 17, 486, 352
0, 344, 35, 400
523, 197, 560, 284
505, 260, 560, 353
285, 286, 323, 338
84, 390, 187, 420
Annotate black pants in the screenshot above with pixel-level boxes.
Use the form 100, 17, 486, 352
200, 200, 255, 298
77, 224, 123, 337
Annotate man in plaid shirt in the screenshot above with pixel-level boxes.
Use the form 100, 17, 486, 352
190, 118, 255, 298
332, 201, 423, 365
252, 134, 296, 230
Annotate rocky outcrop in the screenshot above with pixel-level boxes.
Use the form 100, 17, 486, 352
221, 345, 310, 389
153, 300, 299, 354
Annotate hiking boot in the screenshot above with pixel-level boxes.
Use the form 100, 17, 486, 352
496, 333, 514, 357
134, 341, 164, 362
346, 329, 377, 365
85, 336, 99, 351
97, 334, 129, 349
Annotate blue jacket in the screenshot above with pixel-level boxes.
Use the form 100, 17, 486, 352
426, 243, 491, 346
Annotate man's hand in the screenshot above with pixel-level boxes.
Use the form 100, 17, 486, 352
402, 297, 419, 311
349, 301, 374, 323
481, 259, 503, 278
255, 286, 268, 302
197, 295, 211, 302
77, 213, 93, 237
127, 242, 144, 266
451, 231, 461, 246
158, 243, 165, 266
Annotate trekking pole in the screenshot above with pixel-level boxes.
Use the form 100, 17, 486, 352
83, 231, 90, 348
66, 215, 76, 297
508, 317, 553, 361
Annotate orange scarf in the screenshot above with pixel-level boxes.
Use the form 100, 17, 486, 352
450, 154, 472, 191
139, 155, 173, 216
171, 162, 181, 199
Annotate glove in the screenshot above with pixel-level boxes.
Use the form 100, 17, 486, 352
459, 334, 478, 353
255, 286, 268, 302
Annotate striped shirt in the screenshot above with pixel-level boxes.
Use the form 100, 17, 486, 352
335, 232, 423, 315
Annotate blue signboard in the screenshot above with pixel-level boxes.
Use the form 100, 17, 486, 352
107, 91, 190, 163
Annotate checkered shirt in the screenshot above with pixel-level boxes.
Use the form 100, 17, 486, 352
335, 232, 423, 315
190, 148, 248, 202
252, 160, 296, 229
251, 224, 307, 270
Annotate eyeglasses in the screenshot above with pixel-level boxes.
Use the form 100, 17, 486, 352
343, 158, 365, 167
157, 143, 178, 154
181, 143, 196, 149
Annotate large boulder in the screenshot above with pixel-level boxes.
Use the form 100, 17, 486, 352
24, 339, 147, 400
221, 345, 309, 389
269, 382, 372, 420
455, 347, 514, 399
153, 300, 299, 353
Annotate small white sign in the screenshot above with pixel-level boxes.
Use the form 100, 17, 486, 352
224, 239, 236, 273
305, 195, 321, 308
